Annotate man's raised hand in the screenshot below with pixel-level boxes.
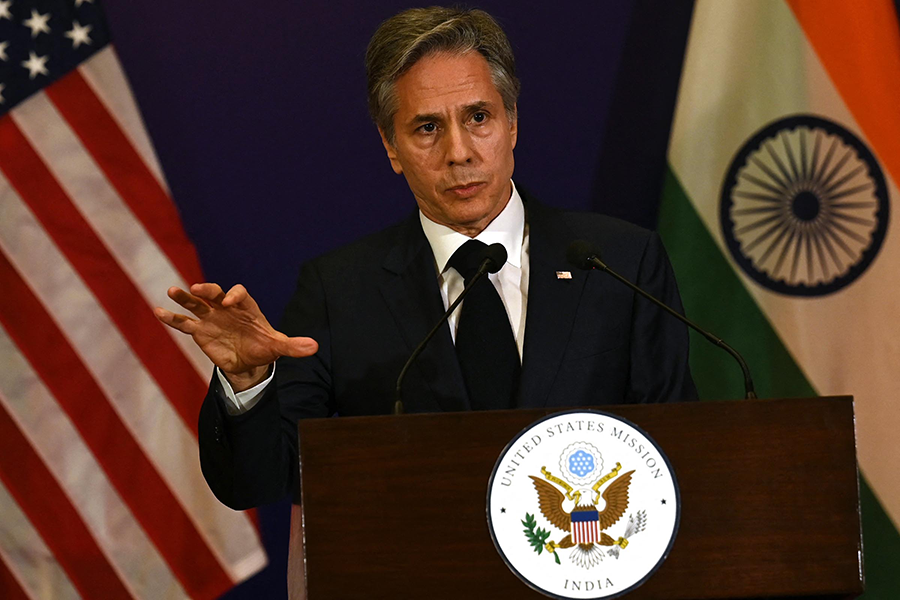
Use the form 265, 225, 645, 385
154, 283, 318, 391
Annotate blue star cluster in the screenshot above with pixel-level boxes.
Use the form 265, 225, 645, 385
568, 450, 595, 477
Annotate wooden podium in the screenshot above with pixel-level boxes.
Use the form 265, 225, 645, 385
289, 397, 863, 599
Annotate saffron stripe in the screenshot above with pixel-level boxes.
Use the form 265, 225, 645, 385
0, 115, 207, 438
0, 171, 265, 580
0, 403, 131, 600
787, 0, 900, 188
44, 70, 204, 286
0, 250, 233, 599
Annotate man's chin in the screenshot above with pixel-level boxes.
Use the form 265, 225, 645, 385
445, 208, 501, 235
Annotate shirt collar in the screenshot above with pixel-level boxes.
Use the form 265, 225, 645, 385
419, 180, 525, 275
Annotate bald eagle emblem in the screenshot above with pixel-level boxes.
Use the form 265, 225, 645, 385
523, 454, 646, 568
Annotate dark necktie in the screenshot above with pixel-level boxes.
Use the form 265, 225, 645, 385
448, 239, 520, 410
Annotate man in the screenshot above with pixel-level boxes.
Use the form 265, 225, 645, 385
155, 7, 697, 510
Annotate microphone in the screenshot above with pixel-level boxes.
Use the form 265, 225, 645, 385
566, 240, 757, 400
393, 242, 508, 415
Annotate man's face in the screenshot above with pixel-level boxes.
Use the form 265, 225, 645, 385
379, 51, 517, 237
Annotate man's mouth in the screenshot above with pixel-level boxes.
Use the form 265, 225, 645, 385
446, 182, 486, 197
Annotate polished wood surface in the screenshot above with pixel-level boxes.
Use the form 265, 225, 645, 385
296, 397, 862, 599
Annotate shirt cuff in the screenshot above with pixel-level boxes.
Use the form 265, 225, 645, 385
216, 364, 276, 416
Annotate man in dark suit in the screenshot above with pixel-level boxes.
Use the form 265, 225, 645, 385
155, 7, 696, 510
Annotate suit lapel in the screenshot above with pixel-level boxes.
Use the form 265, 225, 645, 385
379, 214, 470, 413
518, 197, 588, 408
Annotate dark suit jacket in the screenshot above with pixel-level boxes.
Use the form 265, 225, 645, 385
198, 194, 697, 509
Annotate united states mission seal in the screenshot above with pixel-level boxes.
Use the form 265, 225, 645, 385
487, 411, 680, 599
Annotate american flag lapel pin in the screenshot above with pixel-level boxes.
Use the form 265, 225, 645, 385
555, 271, 572, 280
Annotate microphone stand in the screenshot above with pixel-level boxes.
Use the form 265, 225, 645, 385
393, 258, 495, 415
584, 254, 757, 400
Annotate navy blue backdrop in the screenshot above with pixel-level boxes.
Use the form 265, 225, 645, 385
100, 2, 692, 597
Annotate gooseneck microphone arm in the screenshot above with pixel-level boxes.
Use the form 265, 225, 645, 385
394, 243, 508, 415
567, 240, 757, 400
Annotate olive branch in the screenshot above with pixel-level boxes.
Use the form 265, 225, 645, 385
522, 513, 560, 565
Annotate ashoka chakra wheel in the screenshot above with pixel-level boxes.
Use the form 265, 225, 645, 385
720, 115, 889, 297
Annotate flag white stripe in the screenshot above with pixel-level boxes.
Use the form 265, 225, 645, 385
77, 46, 169, 194
0, 328, 187, 599
10, 91, 213, 381
0, 478, 82, 600
0, 173, 265, 580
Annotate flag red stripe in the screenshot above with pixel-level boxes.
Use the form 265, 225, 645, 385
0, 404, 132, 600
45, 70, 205, 287
28, 69, 265, 538
0, 116, 207, 437
0, 552, 32, 600
0, 251, 233, 599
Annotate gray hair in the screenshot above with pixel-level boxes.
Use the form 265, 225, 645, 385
365, 6, 520, 144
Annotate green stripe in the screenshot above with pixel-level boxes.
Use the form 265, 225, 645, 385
659, 166, 900, 597
860, 479, 900, 598
658, 169, 814, 401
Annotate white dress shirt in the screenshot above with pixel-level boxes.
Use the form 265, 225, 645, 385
419, 180, 529, 359
218, 180, 530, 415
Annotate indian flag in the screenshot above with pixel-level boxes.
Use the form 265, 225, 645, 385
660, 0, 900, 595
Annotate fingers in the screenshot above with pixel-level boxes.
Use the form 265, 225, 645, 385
154, 307, 200, 334
190, 283, 226, 304
279, 335, 319, 358
169, 283, 255, 313
221, 284, 251, 308
167, 286, 212, 317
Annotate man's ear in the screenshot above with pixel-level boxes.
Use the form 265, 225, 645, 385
378, 128, 403, 175
509, 104, 518, 150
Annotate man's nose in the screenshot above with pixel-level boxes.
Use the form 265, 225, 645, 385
444, 123, 474, 165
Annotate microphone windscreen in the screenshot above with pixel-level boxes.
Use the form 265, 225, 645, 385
484, 243, 508, 274
566, 240, 601, 270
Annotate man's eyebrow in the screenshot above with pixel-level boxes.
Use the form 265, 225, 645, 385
410, 112, 443, 125
463, 101, 491, 113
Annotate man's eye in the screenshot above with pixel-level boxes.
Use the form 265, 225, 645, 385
421, 123, 436, 133
472, 112, 487, 123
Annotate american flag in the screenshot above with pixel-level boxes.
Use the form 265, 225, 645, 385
0, 1, 266, 598
571, 509, 600, 544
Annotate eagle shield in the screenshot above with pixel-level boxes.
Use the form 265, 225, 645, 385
528, 468, 635, 553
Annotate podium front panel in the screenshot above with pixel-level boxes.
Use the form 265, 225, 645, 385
296, 397, 862, 599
